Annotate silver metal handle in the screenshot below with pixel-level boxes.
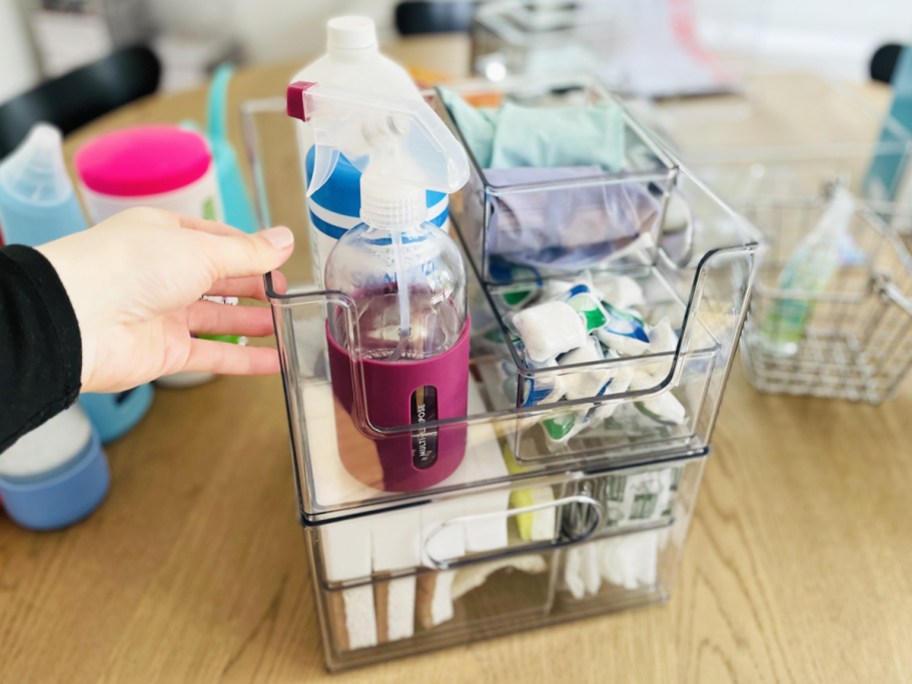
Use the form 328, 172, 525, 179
874, 272, 912, 319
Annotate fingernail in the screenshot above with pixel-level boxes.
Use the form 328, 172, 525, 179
262, 226, 294, 249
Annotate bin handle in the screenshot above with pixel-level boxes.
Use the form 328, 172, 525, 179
658, 187, 696, 270
422, 494, 603, 570
318, 512, 677, 590
874, 272, 912, 319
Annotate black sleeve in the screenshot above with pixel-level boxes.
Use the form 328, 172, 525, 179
0, 244, 83, 452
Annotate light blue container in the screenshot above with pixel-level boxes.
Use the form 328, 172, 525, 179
0, 123, 153, 443
0, 405, 110, 531
80, 386, 154, 443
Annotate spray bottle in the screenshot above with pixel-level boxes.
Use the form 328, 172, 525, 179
287, 81, 471, 492
290, 16, 450, 288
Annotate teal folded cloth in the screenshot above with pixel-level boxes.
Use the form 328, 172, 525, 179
440, 88, 625, 171
439, 88, 498, 167
490, 101, 625, 171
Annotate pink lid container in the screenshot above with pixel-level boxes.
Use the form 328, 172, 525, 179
75, 125, 212, 197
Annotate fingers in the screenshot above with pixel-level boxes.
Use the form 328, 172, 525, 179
204, 271, 287, 301
176, 214, 294, 280
195, 225, 294, 281
178, 214, 247, 237
186, 300, 274, 337
181, 338, 280, 376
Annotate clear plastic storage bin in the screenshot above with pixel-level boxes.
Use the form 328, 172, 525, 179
470, 1, 761, 97
241, 89, 757, 522
740, 198, 912, 402
306, 455, 705, 671
240, 80, 736, 670
646, 72, 912, 211
435, 75, 680, 286
471, 1, 632, 84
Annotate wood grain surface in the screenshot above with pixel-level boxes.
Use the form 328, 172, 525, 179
2, 34, 912, 683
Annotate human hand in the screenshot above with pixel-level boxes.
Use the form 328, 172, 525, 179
38, 207, 293, 393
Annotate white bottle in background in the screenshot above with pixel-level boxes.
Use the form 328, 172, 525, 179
291, 15, 451, 288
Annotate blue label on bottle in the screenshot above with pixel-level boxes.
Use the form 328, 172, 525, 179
305, 146, 449, 237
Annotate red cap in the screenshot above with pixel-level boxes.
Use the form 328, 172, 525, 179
75, 126, 212, 197
286, 81, 317, 122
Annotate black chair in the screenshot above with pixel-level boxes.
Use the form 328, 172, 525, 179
870, 43, 904, 84
395, 1, 477, 35
0, 45, 161, 158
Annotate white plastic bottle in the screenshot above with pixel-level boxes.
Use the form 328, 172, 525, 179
291, 15, 450, 287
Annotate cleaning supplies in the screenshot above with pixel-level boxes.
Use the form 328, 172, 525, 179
438, 87, 626, 171
482, 165, 660, 270
438, 86, 662, 273
501, 269, 687, 445
511, 301, 587, 362
287, 80, 471, 492
0, 123, 153, 443
0, 125, 90, 246
292, 15, 449, 288
75, 126, 223, 223
760, 187, 856, 356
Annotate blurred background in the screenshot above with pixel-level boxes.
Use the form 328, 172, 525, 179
2, 0, 911, 102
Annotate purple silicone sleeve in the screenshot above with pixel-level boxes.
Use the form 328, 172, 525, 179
327, 319, 471, 492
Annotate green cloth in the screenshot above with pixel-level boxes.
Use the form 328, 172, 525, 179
490, 101, 625, 171
440, 87, 626, 172
439, 88, 498, 167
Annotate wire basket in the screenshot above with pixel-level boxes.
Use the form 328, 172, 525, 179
741, 196, 912, 403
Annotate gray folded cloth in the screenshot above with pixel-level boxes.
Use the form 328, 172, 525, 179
484, 166, 661, 270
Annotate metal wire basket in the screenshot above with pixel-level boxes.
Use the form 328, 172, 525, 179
741, 195, 912, 403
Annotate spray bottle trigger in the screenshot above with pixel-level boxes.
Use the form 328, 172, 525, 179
286, 81, 317, 121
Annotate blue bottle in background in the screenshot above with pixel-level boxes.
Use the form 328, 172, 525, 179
0, 123, 153, 444
0, 405, 109, 531
864, 46, 912, 202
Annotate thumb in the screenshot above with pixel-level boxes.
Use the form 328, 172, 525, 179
199, 226, 295, 280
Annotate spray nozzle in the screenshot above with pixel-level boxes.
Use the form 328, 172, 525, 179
286, 80, 469, 202
0, 123, 72, 204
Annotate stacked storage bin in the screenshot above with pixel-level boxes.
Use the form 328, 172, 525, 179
244, 75, 760, 670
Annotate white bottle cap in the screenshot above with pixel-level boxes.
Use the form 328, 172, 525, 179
327, 16, 378, 52
360, 173, 425, 229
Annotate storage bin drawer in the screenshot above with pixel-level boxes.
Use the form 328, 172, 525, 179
305, 456, 705, 671
241, 95, 755, 523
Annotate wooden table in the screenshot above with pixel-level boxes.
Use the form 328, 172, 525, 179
3, 35, 912, 683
